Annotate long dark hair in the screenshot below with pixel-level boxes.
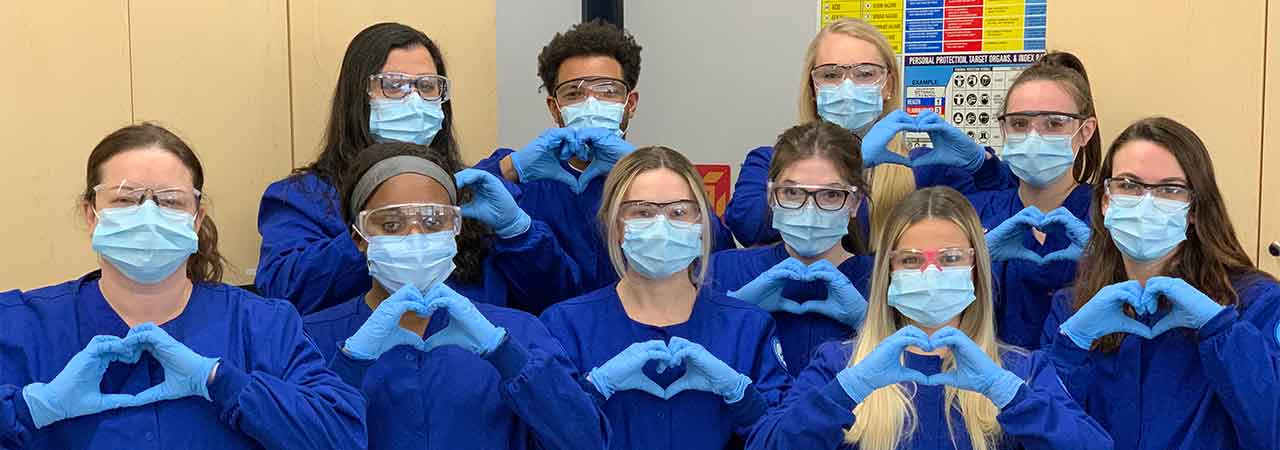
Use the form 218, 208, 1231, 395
1002, 51, 1102, 185
768, 120, 871, 255
338, 142, 489, 285
83, 123, 226, 283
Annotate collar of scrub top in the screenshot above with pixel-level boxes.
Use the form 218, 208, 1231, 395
349, 156, 457, 220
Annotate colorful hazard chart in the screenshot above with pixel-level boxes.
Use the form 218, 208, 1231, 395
819, 1, 905, 53
818, 0, 1046, 54
902, 52, 1043, 150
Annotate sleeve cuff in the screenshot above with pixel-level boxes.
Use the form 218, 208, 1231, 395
822, 378, 860, 410
971, 147, 1001, 176
208, 362, 253, 411
484, 334, 531, 381
1198, 307, 1239, 341
578, 375, 608, 406
726, 385, 768, 427
329, 348, 377, 388
995, 384, 1031, 417
1050, 332, 1092, 367
13, 389, 38, 431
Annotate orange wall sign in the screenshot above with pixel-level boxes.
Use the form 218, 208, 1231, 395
696, 164, 732, 217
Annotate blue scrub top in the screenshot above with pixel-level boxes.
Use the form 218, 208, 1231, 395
747, 339, 1112, 450
707, 243, 874, 376
302, 293, 609, 450
539, 284, 793, 450
0, 273, 366, 450
1042, 275, 1280, 450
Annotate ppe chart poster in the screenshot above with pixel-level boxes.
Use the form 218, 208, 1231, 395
901, 52, 1044, 150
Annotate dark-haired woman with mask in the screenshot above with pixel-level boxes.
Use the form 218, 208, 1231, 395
1042, 117, 1280, 450
0, 124, 365, 449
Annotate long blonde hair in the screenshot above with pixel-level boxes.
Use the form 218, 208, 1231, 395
598, 146, 714, 287
845, 187, 1006, 450
799, 18, 916, 252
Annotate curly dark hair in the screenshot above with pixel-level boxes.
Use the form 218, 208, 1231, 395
537, 19, 642, 92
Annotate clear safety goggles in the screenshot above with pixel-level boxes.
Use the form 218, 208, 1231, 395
91, 180, 202, 214
618, 200, 702, 224
888, 247, 976, 272
354, 202, 461, 238
368, 72, 452, 102
552, 77, 630, 106
998, 111, 1087, 140
769, 183, 858, 211
810, 63, 888, 88
1104, 177, 1194, 210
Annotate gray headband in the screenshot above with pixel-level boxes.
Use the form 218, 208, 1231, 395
349, 155, 456, 219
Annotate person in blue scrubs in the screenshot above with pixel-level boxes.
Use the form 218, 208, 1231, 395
1041, 117, 1280, 450
749, 186, 1111, 450
709, 121, 874, 376
0, 123, 366, 449
473, 20, 734, 302
255, 22, 578, 314
540, 146, 791, 449
301, 143, 609, 450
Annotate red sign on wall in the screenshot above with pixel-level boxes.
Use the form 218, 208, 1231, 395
696, 164, 731, 217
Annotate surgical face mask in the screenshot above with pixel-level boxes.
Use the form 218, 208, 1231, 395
887, 266, 977, 328
369, 94, 446, 145
1002, 130, 1077, 187
365, 231, 457, 294
772, 203, 850, 257
621, 217, 703, 279
559, 97, 626, 132
1103, 194, 1190, 262
816, 79, 883, 132
91, 201, 199, 284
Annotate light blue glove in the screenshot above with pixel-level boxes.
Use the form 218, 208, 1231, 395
927, 327, 1024, 408
343, 285, 432, 360
589, 340, 672, 399
727, 258, 807, 313
836, 325, 931, 403
912, 110, 986, 173
21, 335, 143, 428
797, 260, 868, 327
455, 168, 531, 238
1039, 207, 1091, 263
1143, 276, 1225, 336
666, 337, 751, 403
126, 323, 220, 403
1059, 280, 1153, 349
859, 110, 914, 168
985, 207, 1046, 264
419, 283, 507, 356
510, 128, 579, 187
576, 127, 636, 194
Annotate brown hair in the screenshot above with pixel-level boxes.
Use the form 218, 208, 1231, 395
1074, 117, 1270, 352
1002, 51, 1102, 185
82, 123, 225, 283
768, 120, 871, 254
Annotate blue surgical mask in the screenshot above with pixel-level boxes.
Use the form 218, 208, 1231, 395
887, 266, 977, 328
772, 203, 849, 257
365, 231, 457, 294
621, 217, 703, 279
560, 97, 626, 132
91, 201, 199, 284
369, 94, 446, 145
1103, 194, 1189, 262
1002, 131, 1077, 187
816, 79, 883, 132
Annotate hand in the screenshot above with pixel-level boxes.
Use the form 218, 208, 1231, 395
797, 260, 868, 327
420, 284, 507, 356
912, 110, 985, 172
859, 110, 914, 168
510, 128, 578, 187
576, 127, 635, 194
665, 337, 751, 403
836, 326, 931, 402
343, 285, 433, 360
1143, 276, 1225, 336
985, 207, 1046, 264
1039, 207, 1090, 263
455, 168, 531, 238
1059, 280, 1152, 349
126, 323, 220, 404
727, 258, 807, 313
927, 327, 1024, 407
21, 335, 144, 428
588, 340, 672, 399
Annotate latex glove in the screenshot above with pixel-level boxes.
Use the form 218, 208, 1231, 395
1059, 280, 1152, 349
912, 110, 986, 172
666, 337, 751, 403
420, 283, 507, 356
21, 335, 144, 428
343, 285, 433, 360
727, 258, 807, 314
985, 207, 1045, 264
455, 168, 531, 238
1144, 276, 1225, 336
797, 260, 868, 327
1039, 207, 1091, 263
927, 327, 1024, 408
859, 110, 914, 168
836, 325, 931, 403
510, 128, 578, 187
576, 127, 636, 194
126, 323, 220, 403
588, 340, 671, 399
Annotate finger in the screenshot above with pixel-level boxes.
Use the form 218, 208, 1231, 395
453, 168, 488, 189
1120, 317, 1158, 338
928, 372, 961, 387
872, 152, 913, 167
633, 339, 674, 354
1148, 316, 1179, 337
633, 379, 668, 399
127, 322, 161, 336
896, 368, 930, 385
778, 299, 807, 314
100, 393, 147, 410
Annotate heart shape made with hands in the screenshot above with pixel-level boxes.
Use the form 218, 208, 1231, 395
764, 260, 860, 318
877, 329, 996, 388
94, 328, 209, 407
1093, 278, 1218, 339
611, 339, 734, 400
986, 207, 1088, 266
539, 127, 622, 194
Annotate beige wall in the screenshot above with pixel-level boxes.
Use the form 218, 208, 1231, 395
0, 1, 497, 290
1262, 0, 1280, 275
